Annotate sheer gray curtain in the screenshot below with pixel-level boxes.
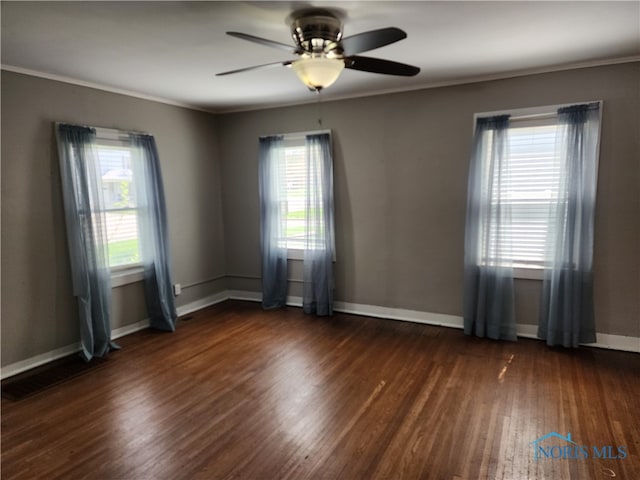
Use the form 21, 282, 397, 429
56, 123, 116, 361
463, 115, 517, 341
538, 103, 601, 347
130, 134, 177, 331
303, 133, 335, 316
259, 135, 288, 309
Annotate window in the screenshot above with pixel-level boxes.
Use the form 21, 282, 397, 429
464, 103, 601, 342
94, 140, 142, 270
56, 123, 177, 337
471, 103, 602, 279
259, 131, 335, 312
480, 118, 560, 271
278, 134, 331, 257
280, 137, 307, 251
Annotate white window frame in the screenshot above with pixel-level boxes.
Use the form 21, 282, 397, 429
472, 101, 603, 280
94, 128, 145, 286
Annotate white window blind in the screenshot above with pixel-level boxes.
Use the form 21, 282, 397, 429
277, 134, 327, 252
482, 121, 560, 269
281, 143, 307, 250
272, 134, 324, 251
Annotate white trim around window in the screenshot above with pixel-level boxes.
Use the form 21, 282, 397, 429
93, 128, 147, 286
111, 265, 144, 287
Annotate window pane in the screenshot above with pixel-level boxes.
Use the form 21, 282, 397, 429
105, 209, 140, 266
95, 145, 141, 267
506, 124, 559, 267
278, 136, 328, 251
481, 123, 559, 268
283, 145, 307, 249
97, 147, 136, 209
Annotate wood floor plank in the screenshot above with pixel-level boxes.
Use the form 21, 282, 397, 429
2, 300, 639, 479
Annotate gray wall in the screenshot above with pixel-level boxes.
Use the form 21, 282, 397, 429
1, 71, 226, 366
2, 62, 638, 369
218, 62, 640, 338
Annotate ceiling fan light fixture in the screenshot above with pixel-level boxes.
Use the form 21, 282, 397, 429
291, 55, 344, 91
219, 8, 420, 89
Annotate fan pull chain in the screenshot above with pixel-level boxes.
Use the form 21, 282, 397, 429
316, 90, 323, 127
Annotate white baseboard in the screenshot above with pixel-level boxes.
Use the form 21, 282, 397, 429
228, 290, 640, 354
0, 343, 83, 380
1, 293, 229, 380
1, 318, 153, 380
334, 301, 464, 330
3, 289, 638, 379
512, 323, 640, 353
176, 290, 229, 317
590, 333, 640, 353
230, 293, 463, 329
111, 318, 150, 340
227, 290, 262, 303
516, 324, 539, 339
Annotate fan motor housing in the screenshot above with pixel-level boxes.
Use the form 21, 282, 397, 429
290, 10, 343, 55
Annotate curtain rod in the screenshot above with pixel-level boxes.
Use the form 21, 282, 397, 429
259, 128, 331, 140
477, 100, 602, 123
508, 112, 557, 122
95, 126, 151, 136
475, 112, 556, 124
56, 122, 151, 137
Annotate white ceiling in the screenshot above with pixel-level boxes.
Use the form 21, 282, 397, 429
2, 1, 639, 113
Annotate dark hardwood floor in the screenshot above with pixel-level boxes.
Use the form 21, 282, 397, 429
2, 300, 639, 479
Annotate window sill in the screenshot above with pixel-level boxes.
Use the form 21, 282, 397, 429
111, 267, 144, 287
287, 249, 337, 262
478, 265, 545, 280
287, 249, 304, 260
513, 267, 544, 280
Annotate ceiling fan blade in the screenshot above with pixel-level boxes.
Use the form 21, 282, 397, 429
340, 27, 407, 56
345, 56, 420, 76
226, 32, 299, 54
216, 61, 292, 76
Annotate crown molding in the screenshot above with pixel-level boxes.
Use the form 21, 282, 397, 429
3, 55, 639, 115
1, 64, 215, 114
216, 55, 640, 114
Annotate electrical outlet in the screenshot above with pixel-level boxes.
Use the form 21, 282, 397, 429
173, 283, 181, 296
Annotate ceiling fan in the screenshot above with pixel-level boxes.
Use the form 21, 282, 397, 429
216, 7, 420, 92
